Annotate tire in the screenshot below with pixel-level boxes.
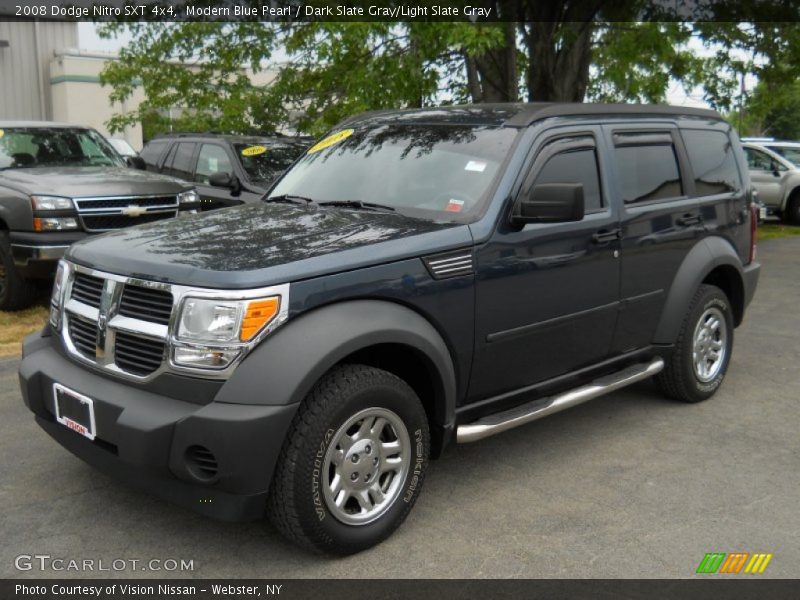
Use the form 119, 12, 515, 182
784, 194, 800, 225
267, 364, 430, 555
0, 231, 40, 311
655, 284, 734, 403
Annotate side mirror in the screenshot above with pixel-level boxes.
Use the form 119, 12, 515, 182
512, 183, 585, 225
125, 156, 147, 170
209, 171, 241, 194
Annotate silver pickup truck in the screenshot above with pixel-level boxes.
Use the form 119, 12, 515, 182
742, 141, 800, 224
0, 121, 200, 310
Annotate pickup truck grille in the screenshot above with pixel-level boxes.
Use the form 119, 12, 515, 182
73, 194, 179, 232
62, 269, 175, 379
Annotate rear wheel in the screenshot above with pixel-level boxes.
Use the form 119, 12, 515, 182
0, 231, 40, 311
655, 284, 733, 403
267, 364, 430, 555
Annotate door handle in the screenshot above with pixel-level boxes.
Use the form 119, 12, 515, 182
591, 228, 621, 244
676, 213, 702, 226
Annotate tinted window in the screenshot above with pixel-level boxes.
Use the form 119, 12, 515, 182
534, 143, 603, 212
682, 130, 741, 195
745, 147, 777, 170
140, 140, 168, 166
195, 144, 233, 184
614, 140, 682, 203
165, 142, 196, 180
233, 142, 306, 183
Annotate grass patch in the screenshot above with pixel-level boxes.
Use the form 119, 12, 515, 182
758, 223, 800, 242
0, 305, 49, 358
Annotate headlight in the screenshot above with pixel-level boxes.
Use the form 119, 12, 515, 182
31, 195, 74, 210
33, 217, 79, 231
49, 260, 69, 328
173, 295, 282, 369
178, 189, 199, 205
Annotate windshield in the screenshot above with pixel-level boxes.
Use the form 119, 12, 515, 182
0, 127, 124, 170
766, 145, 800, 167
234, 142, 307, 183
268, 124, 517, 221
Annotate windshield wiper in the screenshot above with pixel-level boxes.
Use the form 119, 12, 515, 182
267, 194, 316, 205
317, 200, 396, 212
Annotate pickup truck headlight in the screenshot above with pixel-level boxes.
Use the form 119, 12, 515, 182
173, 295, 282, 369
177, 190, 199, 205
49, 260, 69, 328
33, 217, 79, 231
31, 195, 74, 211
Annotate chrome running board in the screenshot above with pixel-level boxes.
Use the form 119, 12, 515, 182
456, 358, 664, 443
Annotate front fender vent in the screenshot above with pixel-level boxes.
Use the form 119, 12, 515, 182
423, 250, 475, 280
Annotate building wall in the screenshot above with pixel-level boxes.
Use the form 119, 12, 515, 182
49, 52, 145, 149
0, 20, 78, 120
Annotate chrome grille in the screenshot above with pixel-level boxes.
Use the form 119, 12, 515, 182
67, 315, 97, 358
70, 273, 104, 308
73, 194, 179, 232
114, 332, 165, 376
119, 285, 173, 325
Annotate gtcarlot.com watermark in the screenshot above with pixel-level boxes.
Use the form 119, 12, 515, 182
15, 554, 194, 573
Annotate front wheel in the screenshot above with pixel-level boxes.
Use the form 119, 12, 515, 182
267, 364, 430, 555
655, 284, 734, 403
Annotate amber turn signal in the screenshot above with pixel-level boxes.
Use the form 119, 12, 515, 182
240, 297, 280, 341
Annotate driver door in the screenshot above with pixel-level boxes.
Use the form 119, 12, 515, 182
469, 126, 621, 402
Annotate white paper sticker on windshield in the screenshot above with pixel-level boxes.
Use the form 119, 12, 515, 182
465, 160, 486, 172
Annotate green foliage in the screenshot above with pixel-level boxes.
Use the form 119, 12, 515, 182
98, 5, 800, 137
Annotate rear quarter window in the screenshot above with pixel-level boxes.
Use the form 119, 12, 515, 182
682, 129, 742, 195
140, 140, 168, 167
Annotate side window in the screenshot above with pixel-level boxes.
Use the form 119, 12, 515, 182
614, 134, 683, 203
532, 138, 603, 212
682, 129, 741, 195
745, 147, 775, 171
195, 144, 233, 184
140, 140, 168, 167
165, 142, 196, 180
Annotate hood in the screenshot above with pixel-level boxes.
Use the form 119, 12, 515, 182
67, 202, 472, 288
0, 166, 189, 197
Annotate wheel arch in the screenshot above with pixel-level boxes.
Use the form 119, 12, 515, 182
215, 299, 458, 458
653, 236, 746, 344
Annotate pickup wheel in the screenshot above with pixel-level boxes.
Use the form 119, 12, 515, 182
267, 364, 430, 555
785, 193, 800, 225
0, 231, 40, 311
655, 284, 733, 403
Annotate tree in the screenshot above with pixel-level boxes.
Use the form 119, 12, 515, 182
98, 0, 800, 137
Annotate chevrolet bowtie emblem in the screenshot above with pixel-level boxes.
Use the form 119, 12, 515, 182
122, 205, 146, 217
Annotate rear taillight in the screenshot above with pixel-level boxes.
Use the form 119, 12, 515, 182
749, 202, 758, 264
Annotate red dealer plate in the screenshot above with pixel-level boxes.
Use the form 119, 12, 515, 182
53, 383, 96, 441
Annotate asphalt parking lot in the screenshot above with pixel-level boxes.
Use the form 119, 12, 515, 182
1, 238, 798, 579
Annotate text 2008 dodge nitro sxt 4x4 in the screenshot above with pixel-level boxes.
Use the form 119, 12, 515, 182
20, 104, 760, 555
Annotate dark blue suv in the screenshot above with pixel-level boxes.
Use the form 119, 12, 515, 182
19, 103, 760, 555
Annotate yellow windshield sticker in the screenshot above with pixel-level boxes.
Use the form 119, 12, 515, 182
308, 129, 354, 154
0, 129, 4, 138
241, 145, 267, 157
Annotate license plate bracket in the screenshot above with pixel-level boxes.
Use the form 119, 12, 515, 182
54, 383, 96, 441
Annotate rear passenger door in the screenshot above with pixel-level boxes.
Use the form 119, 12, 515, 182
607, 124, 699, 352
470, 126, 621, 401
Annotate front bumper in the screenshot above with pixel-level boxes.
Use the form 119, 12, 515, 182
19, 330, 299, 522
10, 231, 87, 278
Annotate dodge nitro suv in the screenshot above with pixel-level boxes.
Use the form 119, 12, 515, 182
19, 104, 760, 555
0, 122, 200, 310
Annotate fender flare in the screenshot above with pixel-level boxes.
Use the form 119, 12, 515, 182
653, 236, 745, 344
215, 298, 457, 435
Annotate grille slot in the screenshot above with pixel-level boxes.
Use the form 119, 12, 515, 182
68, 316, 97, 359
186, 445, 219, 480
75, 196, 177, 210
81, 212, 176, 232
114, 332, 165, 376
119, 285, 173, 325
70, 273, 105, 308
